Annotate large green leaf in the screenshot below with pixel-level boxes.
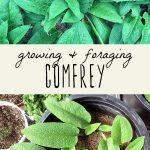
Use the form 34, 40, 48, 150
9, 0, 23, 30
122, 16, 144, 44
13, 0, 52, 15
44, 97, 91, 128
22, 123, 79, 148
28, 28, 59, 44
49, 0, 68, 19
125, 136, 145, 150
111, 115, 133, 145
91, 15, 111, 44
10, 143, 46, 150
141, 13, 150, 44
109, 23, 123, 44
89, 2, 123, 23
65, 0, 83, 19
57, 22, 93, 44
8, 25, 30, 44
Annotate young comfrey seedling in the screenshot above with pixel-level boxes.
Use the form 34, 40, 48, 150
10, 97, 145, 150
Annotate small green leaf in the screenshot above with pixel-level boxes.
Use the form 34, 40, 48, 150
65, 0, 83, 19
111, 115, 133, 145
44, 97, 91, 128
125, 136, 145, 150
9, 0, 23, 30
99, 125, 112, 132
0, 20, 8, 39
89, 2, 122, 23
57, 22, 93, 44
119, 2, 133, 16
22, 123, 79, 149
10, 143, 46, 150
13, 0, 52, 15
8, 25, 30, 44
85, 123, 101, 135
49, 0, 68, 20
62, 10, 80, 23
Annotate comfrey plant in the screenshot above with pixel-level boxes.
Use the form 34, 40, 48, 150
10, 97, 145, 150
0, 0, 150, 44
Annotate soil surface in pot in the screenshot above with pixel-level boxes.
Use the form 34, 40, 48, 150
0, 106, 25, 149
76, 112, 113, 150
0, 95, 23, 106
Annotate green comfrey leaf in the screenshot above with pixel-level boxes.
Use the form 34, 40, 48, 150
57, 21, 93, 44
8, 25, 30, 44
109, 23, 123, 44
44, 8, 63, 33
125, 136, 145, 150
10, 143, 46, 150
140, 13, 150, 44
28, 28, 60, 44
22, 123, 79, 149
89, 2, 123, 23
99, 125, 112, 132
62, 10, 80, 23
122, 16, 144, 44
119, 2, 133, 16
0, 0, 9, 21
65, 0, 83, 19
49, 0, 68, 20
111, 115, 133, 145
131, 4, 141, 17
85, 123, 101, 135
9, 0, 23, 30
13, 0, 52, 15
44, 97, 91, 128
77, 0, 94, 13
0, 20, 8, 39
91, 15, 111, 44
23, 11, 44, 25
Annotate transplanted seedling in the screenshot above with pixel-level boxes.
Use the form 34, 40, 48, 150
10, 97, 145, 150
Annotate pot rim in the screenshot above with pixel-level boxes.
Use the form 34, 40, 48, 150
0, 101, 28, 150
41, 94, 150, 150
136, 94, 150, 112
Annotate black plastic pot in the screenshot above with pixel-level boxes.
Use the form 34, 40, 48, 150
41, 95, 150, 150
122, 95, 150, 130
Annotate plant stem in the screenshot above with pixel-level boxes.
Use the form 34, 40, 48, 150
101, 132, 107, 140
86, 15, 104, 44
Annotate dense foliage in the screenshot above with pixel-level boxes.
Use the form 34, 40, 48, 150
23, 94, 69, 122
0, 0, 150, 44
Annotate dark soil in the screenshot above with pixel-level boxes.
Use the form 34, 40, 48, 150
0, 106, 25, 149
76, 112, 114, 150
0, 95, 23, 106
